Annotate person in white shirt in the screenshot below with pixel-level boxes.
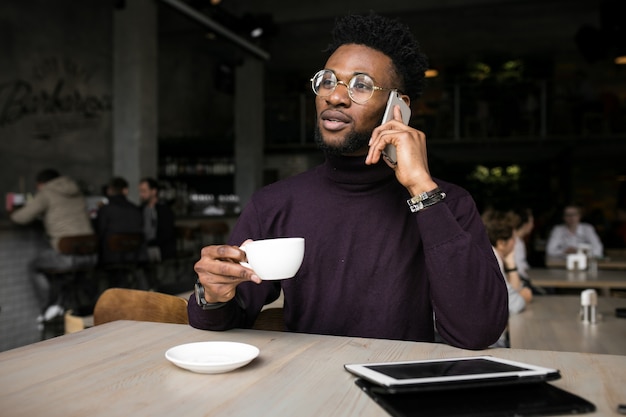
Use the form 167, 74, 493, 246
546, 204, 603, 258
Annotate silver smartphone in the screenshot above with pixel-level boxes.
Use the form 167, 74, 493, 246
381, 91, 411, 165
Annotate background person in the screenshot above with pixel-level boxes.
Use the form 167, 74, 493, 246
96, 177, 145, 287
511, 207, 545, 294
188, 12, 508, 350
482, 209, 533, 315
138, 177, 176, 262
9, 168, 95, 321
545, 203, 603, 258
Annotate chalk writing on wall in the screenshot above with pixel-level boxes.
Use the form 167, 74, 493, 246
0, 57, 111, 138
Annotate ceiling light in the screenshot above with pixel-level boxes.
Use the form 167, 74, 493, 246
615, 55, 626, 65
425, 69, 439, 78
250, 27, 264, 38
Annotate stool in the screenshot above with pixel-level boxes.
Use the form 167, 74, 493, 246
36, 235, 98, 339
36, 234, 99, 313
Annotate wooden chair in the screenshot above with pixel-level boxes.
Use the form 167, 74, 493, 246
93, 288, 189, 326
252, 307, 284, 332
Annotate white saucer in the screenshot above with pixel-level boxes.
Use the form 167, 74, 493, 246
165, 341, 260, 374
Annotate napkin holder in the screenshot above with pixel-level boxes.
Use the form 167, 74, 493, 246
580, 289, 597, 324
566, 253, 587, 270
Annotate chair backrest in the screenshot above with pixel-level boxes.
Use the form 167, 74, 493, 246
57, 235, 99, 255
198, 221, 230, 246
252, 308, 284, 332
106, 233, 144, 253
175, 224, 200, 257
93, 288, 189, 326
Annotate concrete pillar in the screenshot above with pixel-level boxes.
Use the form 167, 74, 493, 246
113, 0, 158, 203
234, 58, 265, 207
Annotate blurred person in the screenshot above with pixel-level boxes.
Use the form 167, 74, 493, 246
482, 209, 533, 315
96, 177, 145, 287
9, 168, 95, 321
545, 204, 603, 258
188, 12, 508, 350
512, 208, 533, 280
138, 177, 176, 262
511, 207, 545, 294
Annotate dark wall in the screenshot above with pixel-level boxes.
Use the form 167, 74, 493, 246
157, 7, 235, 141
0, 1, 239, 199
0, 0, 113, 196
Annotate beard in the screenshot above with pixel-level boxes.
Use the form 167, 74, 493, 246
313, 125, 372, 156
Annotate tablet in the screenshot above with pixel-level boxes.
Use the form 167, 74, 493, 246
344, 356, 561, 393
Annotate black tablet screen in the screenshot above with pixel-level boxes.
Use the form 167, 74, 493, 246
365, 358, 525, 380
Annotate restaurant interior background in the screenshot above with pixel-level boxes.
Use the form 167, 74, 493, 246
1, 0, 625, 256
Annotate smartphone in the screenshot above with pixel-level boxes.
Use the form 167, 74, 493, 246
380, 91, 411, 165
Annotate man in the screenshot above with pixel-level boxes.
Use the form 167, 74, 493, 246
96, 177, 144, 267
546, 204, 603, 258
138, 177, 176, 262
189, 13, 508, 350
10, 168, 94, 319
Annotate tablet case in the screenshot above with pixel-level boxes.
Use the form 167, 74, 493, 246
356, 379, 596, 417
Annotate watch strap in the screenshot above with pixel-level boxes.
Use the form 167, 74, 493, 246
194, 279, 228, 310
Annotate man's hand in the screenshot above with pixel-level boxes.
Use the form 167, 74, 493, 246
194, 240, 261, 304
366, 105, 437, 195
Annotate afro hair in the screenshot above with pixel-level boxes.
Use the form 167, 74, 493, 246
325, 12, 429, 100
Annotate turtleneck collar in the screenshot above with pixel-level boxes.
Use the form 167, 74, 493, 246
322, 153, 395, 186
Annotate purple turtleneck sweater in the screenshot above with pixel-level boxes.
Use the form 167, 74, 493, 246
188, 155, 508, 350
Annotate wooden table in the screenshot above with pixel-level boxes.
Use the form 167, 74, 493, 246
530, 267, 626, 296
509, 295, 626, 355
546, 256, 626, 270
0, 321, 625, 416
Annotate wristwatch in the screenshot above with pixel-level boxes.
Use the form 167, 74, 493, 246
194, 279, 228, 310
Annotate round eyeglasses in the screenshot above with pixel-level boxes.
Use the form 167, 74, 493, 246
310, 69, 398, 104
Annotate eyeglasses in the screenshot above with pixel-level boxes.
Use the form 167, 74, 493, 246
310, 69, 397, 104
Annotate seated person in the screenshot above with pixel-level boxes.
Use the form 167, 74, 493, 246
512, 207, 545, 294
546, 204, 603, 258
138, 177, 176, 262
10, 168, 95, 321
512, 208, 533, 280
482, 209, 533, 315
187, 13, 509, 351
96, 177, 144, 286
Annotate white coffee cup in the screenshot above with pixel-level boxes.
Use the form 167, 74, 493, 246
240, 237, 305, 280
